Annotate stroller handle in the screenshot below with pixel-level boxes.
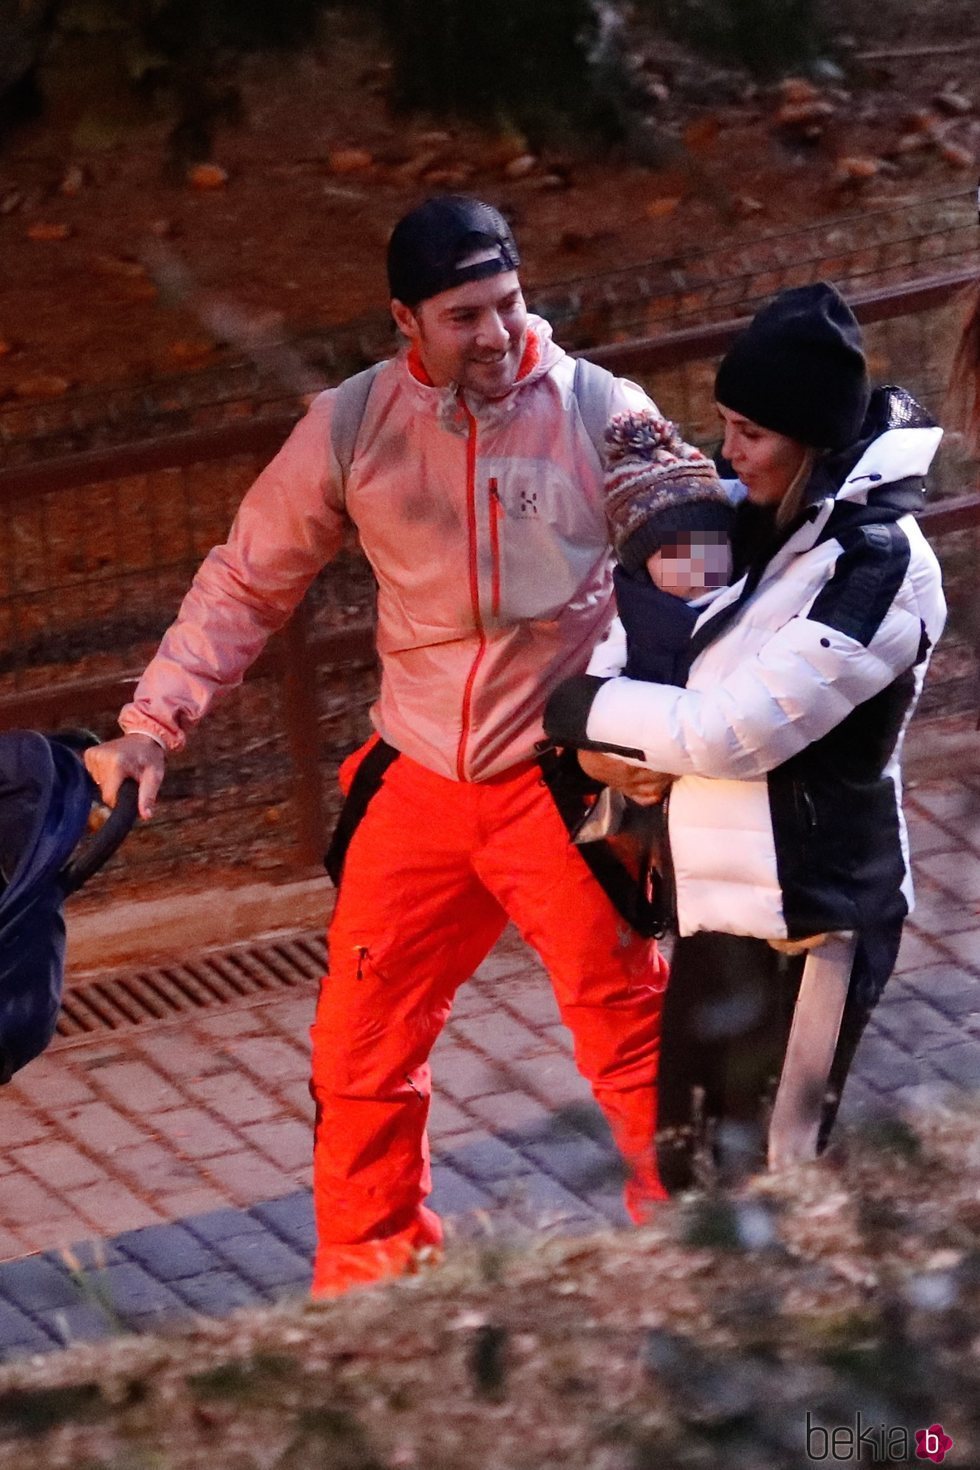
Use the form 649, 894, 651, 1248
60, 779, 140, 896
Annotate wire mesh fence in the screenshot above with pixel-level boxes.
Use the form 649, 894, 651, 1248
1, 220, 977, 896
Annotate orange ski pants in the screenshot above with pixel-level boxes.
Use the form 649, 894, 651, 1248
309, 745, 668, 1296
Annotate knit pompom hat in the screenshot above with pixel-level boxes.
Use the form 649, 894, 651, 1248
604, 409, 734, 574
714, 281, 870, 451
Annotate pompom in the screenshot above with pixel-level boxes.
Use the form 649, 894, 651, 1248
604, 409, 704, 468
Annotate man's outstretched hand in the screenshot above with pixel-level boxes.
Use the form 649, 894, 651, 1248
85, 733, 166, 821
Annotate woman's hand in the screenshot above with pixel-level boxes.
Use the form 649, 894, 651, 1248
576, 750, 671, 805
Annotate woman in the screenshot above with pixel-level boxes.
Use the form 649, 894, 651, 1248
545, 281, 947, 1187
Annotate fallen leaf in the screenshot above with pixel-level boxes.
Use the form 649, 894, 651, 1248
1, 189, 24, 214
940, 141, 974, 169
645, 195, 682, 219
834, 155, 880, 183
0, 339, 13, 357
187, 163, 229, 190
503, 153, 537, 180
59, 164, 86, 195
683, 116, 721, 152
327, 148, 374, 174
934, 90, 973, 116
166, 339, 215, 366
732, 194, 764, 217
421, 165, 473, 188
775, 99, 835, 129
91, 253, 146, 279
26, 221, 73, 241
13, 375, 72, 399
779, 77, 822, 106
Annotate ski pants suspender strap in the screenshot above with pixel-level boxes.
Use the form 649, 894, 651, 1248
324, 738, 401, 888
330, 361, 385, 501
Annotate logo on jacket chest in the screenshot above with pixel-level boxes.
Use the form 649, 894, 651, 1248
516, 486, 539, 518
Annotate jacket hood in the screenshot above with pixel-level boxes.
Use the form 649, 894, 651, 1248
398, 312, 565, 430
807, 386, 943, 514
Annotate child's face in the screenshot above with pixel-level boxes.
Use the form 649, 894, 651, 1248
646, 533, 732, 599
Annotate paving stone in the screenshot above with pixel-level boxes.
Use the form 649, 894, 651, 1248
209, 1230, 310, 1291
9, 1139, 104, 1191
0, 1255, 78, 1313
503, 1055, 595, 1110
185, 1073, 286, 1126
193, 1010, 269, 1039
893, 926, 946, 974
0, 1100, 53, 1148
153, 1187, 233, 1221
115, 1223, 223, 1281
98, 1262, 185, 1322
14, 1215, 98, 1256
932, 929, 980, 975
149, 1106, 244, 1160
60, 1100, 151, 1152
202, 1149, 297, 1206
429, 1163, 494, 1216
169, 1270, 265, 1316
917, 849, 980, 901
584, 1191, 631, 1228
219, 1036, 309, 1086
0, 1227, 26, 1262
107, 1141, 210, 1198
451, 1012, 543, 1062
133, 1032, 236, 1080
274, 1080, 317, 1121
445, 982, 497, 1020
0, 1300, 57, 1354
519, 1131, 620, 1196
466, 1090, 553, 1136
241, 1119, 311, 1172
427, 1093, 473, 1138
488, 1172, 601, 1229
249, 1192, 316, 1256
0, 1172, 75, 1229
438, 1132, 535, 1183
430, 1046, 510, 1101
10, 1061, 96, 1108
932, 1042, 980, 1089
498, 986, 563, 1029
38, 1300, 118, 1347
88, 1060, 187, 1115
66, 1179, 164, 1234
184, 1206, 269, 1245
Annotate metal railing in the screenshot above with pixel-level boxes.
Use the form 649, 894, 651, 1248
1, 265, 977, 890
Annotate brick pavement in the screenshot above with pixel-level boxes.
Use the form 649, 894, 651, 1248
0, 769, 978, 1361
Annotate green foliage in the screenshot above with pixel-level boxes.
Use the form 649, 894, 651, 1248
361, 0, 629, 145
648, 0, 829, 77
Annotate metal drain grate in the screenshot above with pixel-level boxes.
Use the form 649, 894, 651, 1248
53, 932, 326, 1047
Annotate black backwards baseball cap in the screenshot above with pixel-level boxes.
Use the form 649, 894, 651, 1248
387, 196, 520, 308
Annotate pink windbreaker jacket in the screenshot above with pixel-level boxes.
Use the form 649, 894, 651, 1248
119, 316, 652, 781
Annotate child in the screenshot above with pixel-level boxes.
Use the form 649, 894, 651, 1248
573, 409, 736, 847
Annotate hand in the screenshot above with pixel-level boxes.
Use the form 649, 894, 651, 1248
84, 734, 166, 821
576, 750, 671, 806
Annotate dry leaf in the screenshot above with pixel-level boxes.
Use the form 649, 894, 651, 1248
187, 163, 229, 190
59, 164, 86, 195
834, 156, 880, 183
421, 166, 473, 188
327, 148, 374, 175
645, 196, 681, 219
167, 339, 215, 366
0, 339, 13, 357
1, 189, 24, 214
26, 221, 73, 241
940, 141, 974, 169
683, 116, 721, 152
91, 253, 146, 279
13, 374, 72, 399
934, 90, 972, 116
779, 77, 822, 106
503, 153, 537, 180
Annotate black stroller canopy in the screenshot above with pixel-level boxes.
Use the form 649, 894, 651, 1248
0, 730, 136, 1084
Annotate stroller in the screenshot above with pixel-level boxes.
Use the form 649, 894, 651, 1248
0, 729, 137, 1084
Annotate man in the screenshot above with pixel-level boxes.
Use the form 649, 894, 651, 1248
86, 196, 669, 1297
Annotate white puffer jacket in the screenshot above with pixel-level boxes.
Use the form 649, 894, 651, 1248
548, 388, 947, 941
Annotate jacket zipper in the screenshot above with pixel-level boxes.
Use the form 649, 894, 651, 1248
456, 403, 487, 781
489, 477, 502, 619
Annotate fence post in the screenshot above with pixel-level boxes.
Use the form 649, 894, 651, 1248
280, 597, 327, 868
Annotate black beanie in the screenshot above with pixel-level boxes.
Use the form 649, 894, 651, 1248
387, 196, 520, 308
714, 282, 870, 451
